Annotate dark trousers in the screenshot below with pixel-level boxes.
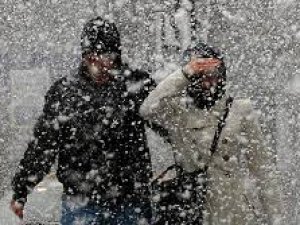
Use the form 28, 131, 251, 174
60, 195, 152, 225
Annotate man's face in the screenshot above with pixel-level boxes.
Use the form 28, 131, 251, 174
83, 52, 118, 83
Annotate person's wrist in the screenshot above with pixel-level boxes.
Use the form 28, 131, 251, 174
12, 193, 26, 206
11, 199, 25, 208
10, 199, 24, 219
181, 65, 195, 81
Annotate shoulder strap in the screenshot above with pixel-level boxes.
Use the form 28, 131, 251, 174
204, 96, 234, 172
209, 96, 234, 156
145, 120, 172, 144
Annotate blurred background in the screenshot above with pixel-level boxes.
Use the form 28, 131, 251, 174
0, 0, 299, 224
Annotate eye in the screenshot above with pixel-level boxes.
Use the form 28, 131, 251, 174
89, 56, 98, 63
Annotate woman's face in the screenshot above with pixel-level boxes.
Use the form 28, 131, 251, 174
184, 57, 222, 89
185, 57, 225, 109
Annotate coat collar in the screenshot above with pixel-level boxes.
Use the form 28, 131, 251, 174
180, 96, 227, 129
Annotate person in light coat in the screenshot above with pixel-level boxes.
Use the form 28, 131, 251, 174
141, 43, 282, 225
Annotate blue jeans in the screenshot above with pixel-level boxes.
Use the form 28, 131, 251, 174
60, 196, 152, 225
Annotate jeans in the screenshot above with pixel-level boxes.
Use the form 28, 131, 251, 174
60, 195, 152, 225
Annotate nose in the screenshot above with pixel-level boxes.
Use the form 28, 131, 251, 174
202, 76, 218, 89
87, 55, 100, 64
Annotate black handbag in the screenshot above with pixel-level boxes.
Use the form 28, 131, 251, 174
150, 97, 233, 225
151, 165, 207, 225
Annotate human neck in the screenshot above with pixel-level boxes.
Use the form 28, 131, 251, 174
93, 73, 115, 85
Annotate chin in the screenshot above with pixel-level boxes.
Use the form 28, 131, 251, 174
187, 87, 225, 110
88, 65, 100, 75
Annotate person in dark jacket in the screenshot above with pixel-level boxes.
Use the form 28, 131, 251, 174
10, 16, 155, 225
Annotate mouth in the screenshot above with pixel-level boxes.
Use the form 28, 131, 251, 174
87, 63, 111, 76
89, 64, 100, 75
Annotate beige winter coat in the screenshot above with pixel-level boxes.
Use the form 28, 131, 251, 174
141, 69, 282, 225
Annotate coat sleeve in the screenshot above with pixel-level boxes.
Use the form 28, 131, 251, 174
240, 103, 282, 225
11, 81, 62, 204
126, 69, 156, 109
140, 69, 190, 127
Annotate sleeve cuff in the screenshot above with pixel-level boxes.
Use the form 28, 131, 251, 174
12, 193, 27, 205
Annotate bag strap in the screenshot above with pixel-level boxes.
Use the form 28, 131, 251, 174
144, 120, 172, 144
204, 96, 233, 171
151, 96, 234, 184
152, 164, 183, 184
209, 96, 233, 156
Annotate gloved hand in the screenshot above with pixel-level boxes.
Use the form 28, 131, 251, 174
10, 199, 24, 219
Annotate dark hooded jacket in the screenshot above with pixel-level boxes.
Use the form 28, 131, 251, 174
11, 17, 155, 211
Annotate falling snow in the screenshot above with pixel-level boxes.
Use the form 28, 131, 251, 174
0, 0, 299, 225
